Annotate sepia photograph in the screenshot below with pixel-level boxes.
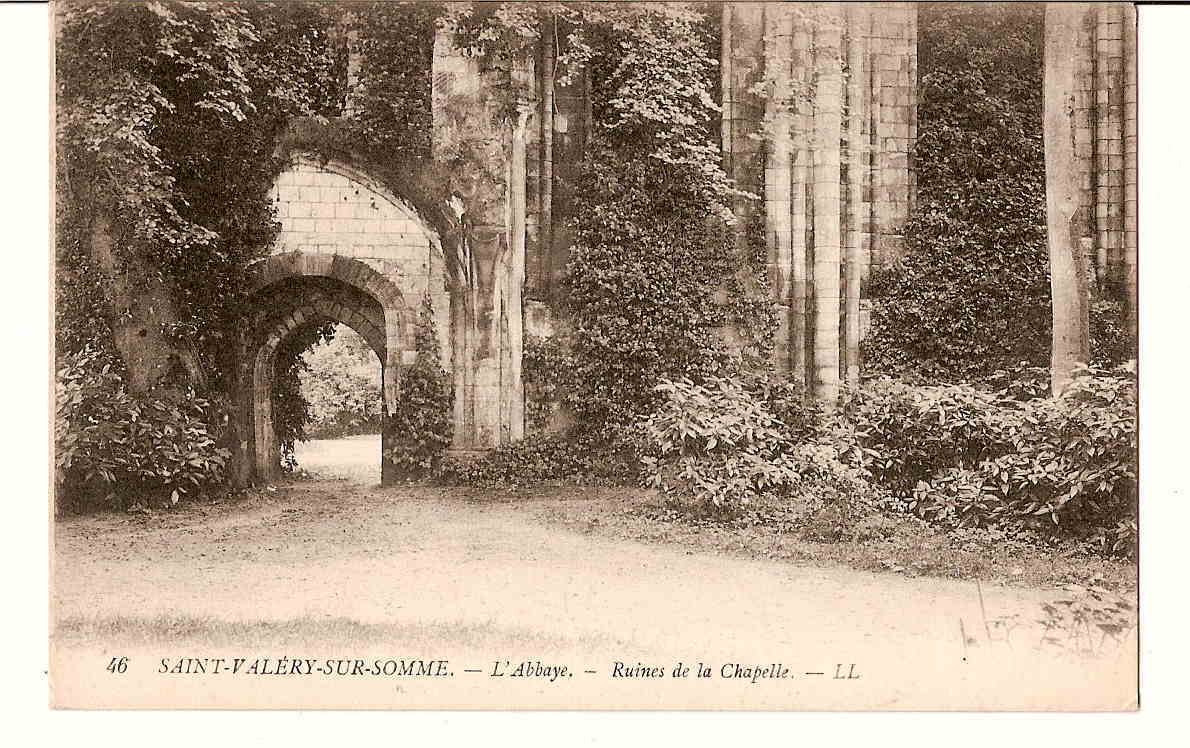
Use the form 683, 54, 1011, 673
42, 0, 1153, 713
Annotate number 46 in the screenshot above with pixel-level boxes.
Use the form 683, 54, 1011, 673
106, 657, 127, 674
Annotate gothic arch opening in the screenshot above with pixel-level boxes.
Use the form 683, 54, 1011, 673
292, 324, 384, 483
243, 266, 401, 483
233, 146, 529, 487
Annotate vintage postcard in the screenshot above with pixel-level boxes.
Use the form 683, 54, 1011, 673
48, 0, 1143, 711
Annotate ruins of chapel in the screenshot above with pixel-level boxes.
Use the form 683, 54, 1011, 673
240, 2, 1138, 484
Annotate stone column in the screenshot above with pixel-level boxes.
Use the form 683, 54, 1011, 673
763, 4, 794, 375
431, 30, 530, 449
1070, 3, 1137, 325
811, 5, 844, 405
721, 2, 916, 399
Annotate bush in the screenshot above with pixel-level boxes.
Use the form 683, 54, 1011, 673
435, 431, 626, 488
299, 325, 383, 439
861, 3, 1052, 380
522, 334, 577, 434
383, 297, 453, 479
1090, 299, 1136, 368
55, 347, 230, 511
639, 375, 873, 516
910, 363, 1137, 555
833, 378, 1015, 496
835, 365, 1137, 556
560, 145, 736, 432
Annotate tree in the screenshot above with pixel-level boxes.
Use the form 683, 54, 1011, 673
56, 0, 345, 395
1043, 3, 1090, 395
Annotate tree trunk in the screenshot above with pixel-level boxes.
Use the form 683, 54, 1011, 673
88, 209, 202, 395
1044, 3, 1091, 396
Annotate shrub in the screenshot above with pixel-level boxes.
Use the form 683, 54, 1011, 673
639, 375, 871, 515
299, 325, 383, 439
435, 431, 625, 488
522, 334, 577, 434
861, 3, 1052, 380
383, 297, 453, 479
985, 362, 1051, 401
832, 378, 1015, 496
910, 363, 1137, 555
1090, 299, 1136, 368
560, 144, 737, 433
836, 365, 1137, 556
55, 347, 230, 512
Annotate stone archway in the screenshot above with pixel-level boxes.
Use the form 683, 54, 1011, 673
242, 253, 406, 483
231, 143, 531, 487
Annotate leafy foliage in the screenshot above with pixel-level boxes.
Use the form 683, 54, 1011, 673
56, 1, 442, 494
439, 2, 766, 486
57, 0, 347, 378
342, 1, 437, 160
832, 378, 1014, 497
55, 347, 230, 512
862, 3, 1052, 379
835, 364, 1138, 556
639, 375, 871, 515
911, 364, 1138, 556
435, 432, 621, 488
561, 147, 737, 432
522, 334, 576, 434
298, 326, 383, 439
441, 2, 736, 210
1038, 582, 1137, 655
384, 297, 454, 479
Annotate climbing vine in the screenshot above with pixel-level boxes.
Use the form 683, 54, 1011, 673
444, 2, 773, 462
860, 3, 1052, 381
56, 1, 444, 498
384, 296, 454, 479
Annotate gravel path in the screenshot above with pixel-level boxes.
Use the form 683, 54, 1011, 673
51, 439, 1137, 710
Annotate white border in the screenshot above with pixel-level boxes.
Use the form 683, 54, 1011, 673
7, 1, 1189, 744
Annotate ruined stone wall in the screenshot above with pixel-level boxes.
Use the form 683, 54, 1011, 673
269, 156, 452, 365
431, 32, 531, 448
1072, 2, 1138, 324
722, 2, 917, 402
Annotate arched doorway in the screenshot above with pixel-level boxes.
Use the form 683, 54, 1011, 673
243, 258, 404, 483
292, 324, 385, 483
232, 147, 529, 487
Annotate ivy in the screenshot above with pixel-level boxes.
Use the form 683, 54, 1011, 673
560, 144, 736, 433
56, 1, 442, 489
861, 3, 1051, 381
384, 296, 454, 479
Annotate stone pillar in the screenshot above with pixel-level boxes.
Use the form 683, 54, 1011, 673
763, 3, 795, 375
810, 5, 844, 405
867, 2, 916, 273
431, 31, 531, 448
1122, 5, 1137, 333
843, 4, 867, 386
723, 2, 916, 399
1070, 2, 1138, 325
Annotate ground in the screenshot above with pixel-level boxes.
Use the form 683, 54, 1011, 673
50, 436, 1137, 709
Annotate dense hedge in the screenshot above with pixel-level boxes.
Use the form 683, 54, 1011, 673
862, 3, 1051, 379
637, 365, 1137, 558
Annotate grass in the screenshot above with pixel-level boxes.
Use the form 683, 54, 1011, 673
53, 613, 641, 654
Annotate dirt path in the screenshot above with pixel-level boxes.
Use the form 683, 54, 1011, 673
51, 442, 1136, 709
